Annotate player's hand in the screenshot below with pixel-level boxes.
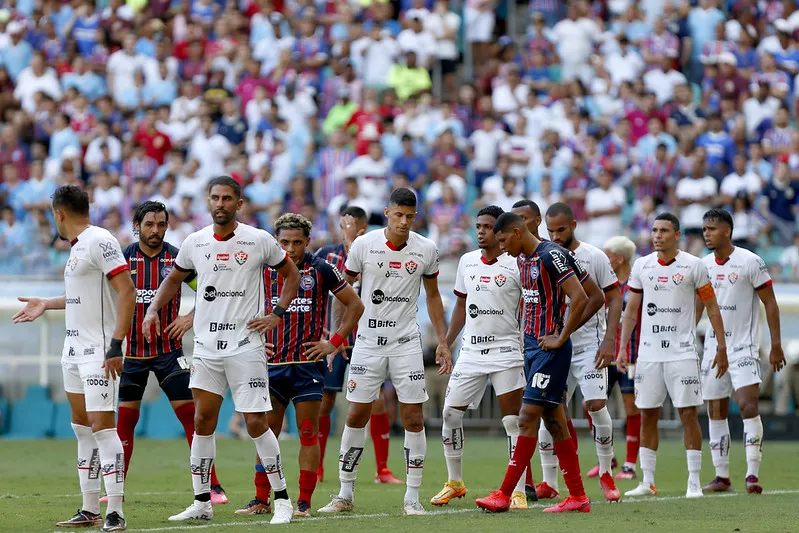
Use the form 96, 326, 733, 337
615, 347, 629, 374
712, 345, 729, 379
595, 340, 614, 369
247, 313, 280, 334
770, 344, 786, 373
303, 340, 337, 362
436, 343, 452, 375
102, 339, 124, 380
265, 343, 276, 358
537, 334, 563, 351
165, 314, 193, 340
142, 311, 160, 343
327, 346, 348, 370
12, 297, 47, 324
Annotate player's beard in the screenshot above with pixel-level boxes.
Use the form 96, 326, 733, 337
212, 209, 235, 225
145, 233, 164, 248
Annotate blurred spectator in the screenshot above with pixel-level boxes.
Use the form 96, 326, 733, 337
676, 156, 718, 255
585, 168, 625, 248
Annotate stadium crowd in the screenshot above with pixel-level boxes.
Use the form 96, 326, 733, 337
2, 0, 799, 278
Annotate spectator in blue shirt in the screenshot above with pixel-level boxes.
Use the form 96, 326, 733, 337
217, 98, 248, 147
2, 22, 33, 82
48, 113, 80, 161
142, 63, 177, 108
62, 57, 107, 102
761, 162, 799, 245
696, 113, 735, 176
392, 134, 428, 188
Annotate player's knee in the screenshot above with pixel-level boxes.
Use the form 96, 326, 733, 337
677, 407, 699, 425
442, 406, 463, 427
244, 413, 269, 437
400, 407, 424, 432
585, 399, 605, 412
299, 418, 318, 446
739, 401, 759, 419
346, 403, 370, 428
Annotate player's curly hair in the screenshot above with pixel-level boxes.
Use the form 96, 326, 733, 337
275, 213, 313, 237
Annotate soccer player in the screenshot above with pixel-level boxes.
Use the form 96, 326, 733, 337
603, 236, 642, 480
315, 206, 403, 485
142, 176, 301, 525
430, 205, 530, 509
116, 201, 226, 504
511, 199, 544, 240
476, 212, 591, 514
541, 203, 622, 502
698, 208, 785, 494
14, 185, 136, 532
236, 213, 364, 517
618, 213, 728, 498
317, 188, 452, 516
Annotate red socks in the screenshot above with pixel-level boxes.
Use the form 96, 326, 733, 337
626, 414, 642, 465
567, 418, 579, 451
370, 412, 390, 472
298, 469, 317, 505
553, 439, 585, 497
318, 415, 331, 469
117, 406, 140, 477
175, 402, 220, 486
500, 435, 538, 496
255, 466, 271, 502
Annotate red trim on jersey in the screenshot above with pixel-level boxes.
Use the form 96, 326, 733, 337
70, 237, 79, 246
480, 255, 498, 265
213, 230, 235, 241
629, 287, 643, 293
106, 264, 130, 279
453, 289, 467, 298
345, 269, 359, 277
271, 253, 290, 269
385, 239, 408, 251
331, 280, 347, 294
715, 256, 731, 266
755, 279, 773, 291
603, 280, 620, 292
174, 263, 191, 272
423, 271, 439, 279
555, 270, 575, 284
657, 256, 676, 266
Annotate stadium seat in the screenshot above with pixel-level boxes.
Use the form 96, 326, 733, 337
143, 393, 183, 439
52, 401, 77, 438
6, 385, 55, 439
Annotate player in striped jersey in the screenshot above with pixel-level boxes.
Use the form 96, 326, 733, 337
236, 214, 363, 518
604, 236, 642, 480
315, 206, 403, 485
476, 213, 591, 514
116, 202, 227, 504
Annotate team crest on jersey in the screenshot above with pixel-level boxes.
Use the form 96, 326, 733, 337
405, 260, 418, 274
300, 275, 315, 290
530, 265, 539, 280
235, 251, 248, 265
347, 379, 356, 393
494, 274, 507, 287
161, 266, 172, 278
728, 272, 738, 284
66, 257, 79, 271
672, 273, 684, 285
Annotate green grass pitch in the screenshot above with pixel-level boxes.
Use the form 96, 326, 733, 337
2, 436, 797, 532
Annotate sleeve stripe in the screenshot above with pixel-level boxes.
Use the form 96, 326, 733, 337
331, 280, 348, 294
106, 264, 129, 279
453, 289, 467, 298
174, 263, 192, 273
423, 271, 440, 279
345, 269, 360, 277
629, 287, 643, 293
271, 255, 289, 270
603, 281, 620, 292
556, 270, 575, 284
755, 279, 773, 291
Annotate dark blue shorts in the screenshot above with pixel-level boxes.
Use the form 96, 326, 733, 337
323, 349, 352, 393
119, 350, 191, 402
607, 364, 635, 395
269, 361, 326, 406
522, 335, 572, 407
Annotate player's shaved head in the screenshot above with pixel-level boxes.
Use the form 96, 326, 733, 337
545, 202, 573, 221
493, 212, 526, 233
207, 175, 241, 199
511, 199, 542, 237
545, 202, 577, 249
654, 212, 680, 232
512, 199, 541, 217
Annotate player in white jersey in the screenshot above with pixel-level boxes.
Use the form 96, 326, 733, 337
318, 188, 452, 516
13, 185, 136, 532
141, 176, 301, 525
542, 202, 622, 502
430, 206, 529, 510
698, 209, 785, 494
618, 213, 729, 499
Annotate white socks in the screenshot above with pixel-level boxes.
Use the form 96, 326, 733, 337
441, 407, 465, 482
743, 416, 763, 478
640, 447, 657, 486
686, 449, 702, 486
590, 407, 614, 476
538, 425, 559, 490
73, 424, 101, 515
404, 429, 426, 503
252, 429, 287, 493
338, 425, 366, 501
708, 419, 731, 478
190, 433, 215, 500
93, 428, 125, 517
501, 415, 526, 493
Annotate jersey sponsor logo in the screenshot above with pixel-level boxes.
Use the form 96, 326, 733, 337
239, 337, 251, 348
680, 376, 700, 386
217, 340, 228, 350
85, 374, 109, 387
136, 288, 158, 303
398, 335, 413, 344
340, 446, 363, 471
468, 304, 504, 319
500, 346, 513, 353
349, 364, 368, 375
370, 290, 410, 304
368, 319, 397, 328
300, 275, 315, 290
203, 286, 245, 302
389, 261, 401, 269
584, 371, 604, 380
84, 347, 95, 356
652, 325, 677, 333
369, 249, 386, 255
662, 340, 670, 348
66, 329, 79, 337
719, 305, 737, 311
216, 254, 229, 261
531, 372, 550, 389
672, 273, 684, 285
716, 274, 725, 280
99, 241, 120, 260
66, 297, 81, 304
209, 322, 236, 332
494, 274, 506, 287
405, 261, 418, 274
235, 251, 248, 265
480, 275, 491, 283
68, 347, 76, 357
480, 348, 490, 355
658, 276, 668, 283
377, 336, 388, 346
248, 377, 267, 388
129, 257, 145, 262
549, 250, 569, 274
408, 370, 425, 381
728, 272, 738, 284
471, 335, 496, 344
196, 242, 210, 248
634, 373, 644, 384
522, 288, 539, 304
646, 303, 681, 316
737, 359, 757, 368
236, 240, 255, 246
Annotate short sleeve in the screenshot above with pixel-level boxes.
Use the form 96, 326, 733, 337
595, 251, 620, 291
319, 260, 347, 294
566, 250, 590, 284
692, 258, 712, 290
174, 235, 194, 272
423, 243, 440, 278
90, 235, 129, 279
750, 255, 772, 291
544, 247, 576, 285
344, 236, 364, 276
628, 258, 643, 292
261, 231, 288, 268
453, 255, 467, 297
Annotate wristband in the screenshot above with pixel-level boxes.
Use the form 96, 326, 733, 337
272, 305, 286, 318
105, 338, 123, 360
330, 333, 345, 348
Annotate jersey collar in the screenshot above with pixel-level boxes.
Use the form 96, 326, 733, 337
715, 247, 735, 265
214, 230, 235, 241
657, 251, 679, 266
70, 226, 91, 247
480, 255, 498, 265
385, 239, 407, 251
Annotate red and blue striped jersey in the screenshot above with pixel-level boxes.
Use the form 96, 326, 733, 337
616, 281, 640, 364
314, 243, 358, 347
518, 241, 589, 338
265, 252, 347, 364
124, 242, 195, 359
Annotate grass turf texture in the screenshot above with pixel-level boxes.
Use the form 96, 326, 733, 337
2, 437, 797, 533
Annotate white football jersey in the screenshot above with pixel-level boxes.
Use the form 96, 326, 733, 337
453, 250, 522, 362
568, 242, 619, 355
702, 247, 771, 361
62, 226, 130, 364
345, 229, 439, 356
175, 223, 288, 359
629, 251, 711, 362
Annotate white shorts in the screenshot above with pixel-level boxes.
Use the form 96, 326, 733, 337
464, 6, 495, 42
634, 359, 703, 409
701, 355, 762, 401
567, 344, 608, 402
346, 349, 428, 404
444, 358, 525, 408
62, 361, 118, 412
189, 350, 271, 413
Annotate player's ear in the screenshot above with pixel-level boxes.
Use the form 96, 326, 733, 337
384, 207, 389, 219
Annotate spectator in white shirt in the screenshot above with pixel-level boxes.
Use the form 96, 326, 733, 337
644, 53, 687, 105
501, 115, 539, 180
91, 170, 124, 212
469, 115, 507, 183
398, 14, 436, 68
743, 81, 781, 136
549, 3, 601, 81
720, 153, 763, 206
529, 174, 561, 239
274, 81, 317, 129
491, 65, 529, 122
84, 122, 122, 174
107, 33, 147, 105
675, 156, 719, 255
189, 114, 232, 181
13, 52, 62, 114
585, 167, 626, 248
328, 177, 372, 221
345, 141, 392, 218
425, 0, 461, 96
170, 81, 203, 123
605, 37, 645, 88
